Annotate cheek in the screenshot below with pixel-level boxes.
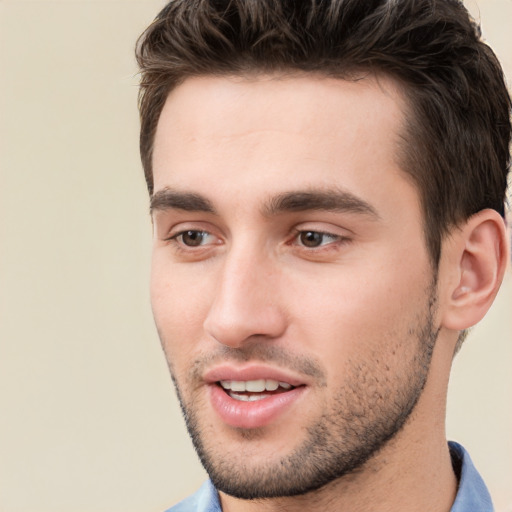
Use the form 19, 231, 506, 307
286, 260, 432, 369
150, 258, 213, 363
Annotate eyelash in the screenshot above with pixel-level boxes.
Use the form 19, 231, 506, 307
166, 230, 217, 247
165, 228, 349, 252
291, 229, 348, 249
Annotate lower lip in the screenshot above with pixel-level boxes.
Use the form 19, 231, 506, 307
208, 384, 306, 429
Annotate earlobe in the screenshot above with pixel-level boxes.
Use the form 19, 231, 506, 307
441, 209, 509, 331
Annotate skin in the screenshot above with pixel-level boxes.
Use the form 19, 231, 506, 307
149, 74, 507, 512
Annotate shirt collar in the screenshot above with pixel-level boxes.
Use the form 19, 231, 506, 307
449, 441, 494, 512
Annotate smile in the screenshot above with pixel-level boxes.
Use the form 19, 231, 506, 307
219, 379, 294, 402
203, 364, 308, 428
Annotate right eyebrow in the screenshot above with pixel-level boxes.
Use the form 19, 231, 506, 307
263, 189, 380, 219
150, 188, 216, 214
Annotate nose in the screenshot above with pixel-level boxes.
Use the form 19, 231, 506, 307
203, 246, 287, 348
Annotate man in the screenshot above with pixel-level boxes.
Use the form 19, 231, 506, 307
136, 1, 511, 511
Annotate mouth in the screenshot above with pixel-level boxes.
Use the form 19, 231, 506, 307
204, 367, 307, 429
217, 379, 295, 402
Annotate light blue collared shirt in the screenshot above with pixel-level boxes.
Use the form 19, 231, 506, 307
166, 441, 493, 512
449, 441, 494, 512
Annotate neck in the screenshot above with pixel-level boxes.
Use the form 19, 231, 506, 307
219, 435, 457, 512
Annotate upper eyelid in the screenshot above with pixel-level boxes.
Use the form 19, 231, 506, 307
291, 224, 352, 238
159, 220, 220, 238
159, 219, 352, 241
292, 219, 354, 234
168, 228, 210, 238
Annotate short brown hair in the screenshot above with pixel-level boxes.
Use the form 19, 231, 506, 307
136, 0, 511, 265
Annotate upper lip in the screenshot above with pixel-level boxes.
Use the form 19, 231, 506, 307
203, 364, 307, 387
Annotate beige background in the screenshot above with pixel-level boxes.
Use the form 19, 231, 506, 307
0, 1, 510, 511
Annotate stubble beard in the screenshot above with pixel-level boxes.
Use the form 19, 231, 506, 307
167, 286, 439, 500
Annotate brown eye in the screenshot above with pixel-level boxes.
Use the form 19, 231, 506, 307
299, 231, 324, 247
180, 230, 208, 246
296, 230, 342, 248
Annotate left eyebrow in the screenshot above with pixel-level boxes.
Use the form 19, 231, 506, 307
150, 188, 216, 214
263, 189, 380, 219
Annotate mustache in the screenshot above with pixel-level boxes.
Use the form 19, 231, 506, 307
188, 343, 327, 385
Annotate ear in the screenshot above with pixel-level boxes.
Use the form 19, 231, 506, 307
440, 209, 509, 331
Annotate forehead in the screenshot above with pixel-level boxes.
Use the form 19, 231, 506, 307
152, 73, 412, 208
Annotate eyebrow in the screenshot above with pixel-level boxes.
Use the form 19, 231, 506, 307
150, 188, 216, 214
150, 187, 380, 220
263, 189, 380, 219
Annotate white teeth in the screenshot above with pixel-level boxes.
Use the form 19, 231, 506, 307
245, 379, 266, 392
265, 379, 279, 391
219, 379, 293, 392
230, 381, 246, 392
229, 392, 270, 402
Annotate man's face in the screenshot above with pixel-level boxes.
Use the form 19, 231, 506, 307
151, 75, 439, 498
